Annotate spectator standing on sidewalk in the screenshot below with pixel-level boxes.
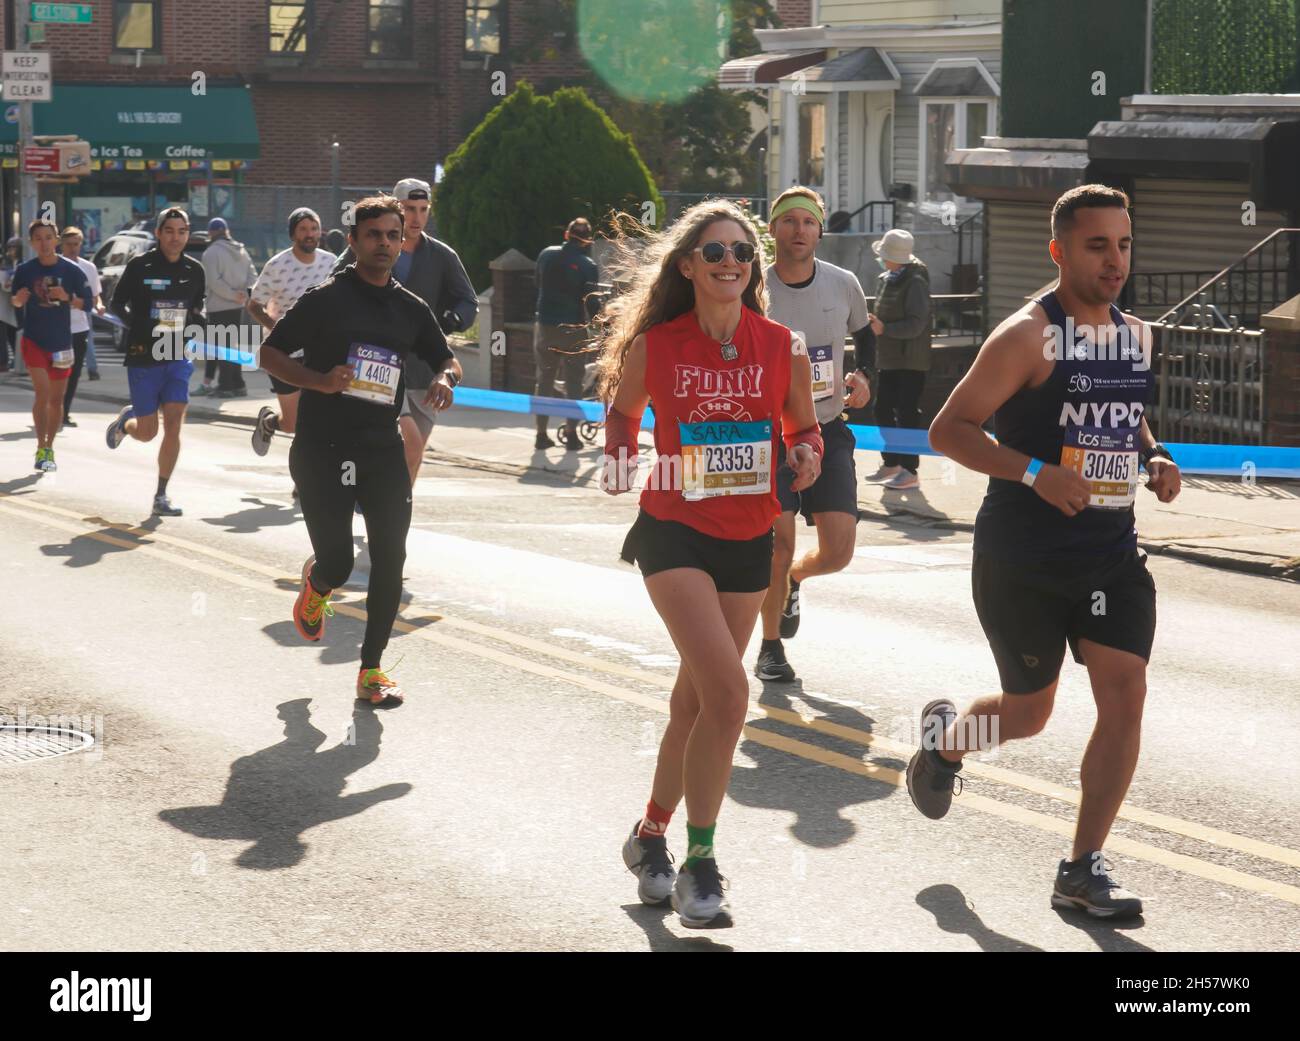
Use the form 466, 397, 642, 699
58, 226, 106, 426
197, 217, 257, 398
0, 236, 21, 372
864, 229, 932, 491
534, 217, 600, 451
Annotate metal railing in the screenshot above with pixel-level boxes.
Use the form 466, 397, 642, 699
1153, 320, 1266, 445
1153, 228, 1300, 329
955, 209, 983, 272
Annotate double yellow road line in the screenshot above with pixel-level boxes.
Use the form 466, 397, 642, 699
4, 491, 1299, 909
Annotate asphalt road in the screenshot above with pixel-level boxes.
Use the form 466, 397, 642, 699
2, 384, 1298, 951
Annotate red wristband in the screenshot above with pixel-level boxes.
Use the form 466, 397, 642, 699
604, 406, 642, 458
783, 424, 824, 459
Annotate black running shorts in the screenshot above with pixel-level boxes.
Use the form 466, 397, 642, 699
269, 373, 300, 396
620, 510, 773, 594
971, 549, 1157, 694
777, 417, 859, 524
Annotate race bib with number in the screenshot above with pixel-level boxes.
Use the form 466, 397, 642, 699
809, 343, 835, 402
345, 342, 401, 405
150, 299, 187, 335
680, 420, 772, 500
1060, 425, 1139, 510
50, 348, 74, 369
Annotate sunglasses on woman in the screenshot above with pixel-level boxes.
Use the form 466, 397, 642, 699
694, 240, 756, 265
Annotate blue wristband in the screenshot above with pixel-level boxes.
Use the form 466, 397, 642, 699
1021, 457, 1045, 487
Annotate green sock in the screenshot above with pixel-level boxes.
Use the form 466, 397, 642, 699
685, 822, 716, 869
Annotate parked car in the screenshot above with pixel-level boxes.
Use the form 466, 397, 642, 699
92, 227, 211, 348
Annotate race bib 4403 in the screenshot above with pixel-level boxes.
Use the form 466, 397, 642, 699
345, 342, 401, 405
679, 420, 772, 500
1060, 425, 1139, 510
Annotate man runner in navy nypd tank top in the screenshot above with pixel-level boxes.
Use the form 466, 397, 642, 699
906, 185, 1181, 919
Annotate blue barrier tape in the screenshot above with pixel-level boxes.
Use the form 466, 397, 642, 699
186, 342, 258, 368
228, 382, 1300, 479
449, 387, 1300, 478
1159, 442, 1300, 479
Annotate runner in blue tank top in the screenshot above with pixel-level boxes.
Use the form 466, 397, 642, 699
906, 185, 1182, 919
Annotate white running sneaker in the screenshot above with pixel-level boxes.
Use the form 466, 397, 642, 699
622, 822, 676, 906
863, 464, 902, 484
672, 859, 732, 928
251, 406, 277, 457
105, 405, 132, 450
883, 469, 920, 490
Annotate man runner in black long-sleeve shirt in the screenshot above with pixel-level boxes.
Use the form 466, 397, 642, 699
259, 195, 462, 706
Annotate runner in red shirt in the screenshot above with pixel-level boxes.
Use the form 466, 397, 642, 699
597, 200, 822, 928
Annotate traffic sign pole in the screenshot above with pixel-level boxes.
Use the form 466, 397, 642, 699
12, 2, 35, 374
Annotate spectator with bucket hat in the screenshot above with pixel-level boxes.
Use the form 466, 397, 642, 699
864, 228, 932, 490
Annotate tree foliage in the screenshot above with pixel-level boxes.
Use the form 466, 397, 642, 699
436, 83, 663, 290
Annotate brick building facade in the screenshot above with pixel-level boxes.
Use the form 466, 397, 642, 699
1, 1, 812, 252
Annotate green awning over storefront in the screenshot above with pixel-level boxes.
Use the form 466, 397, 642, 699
1, 84, 259, 160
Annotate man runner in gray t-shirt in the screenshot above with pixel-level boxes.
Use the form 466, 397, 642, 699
755, 188, 876, 684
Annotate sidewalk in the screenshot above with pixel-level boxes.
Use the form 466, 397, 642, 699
21, 356, 1300, 581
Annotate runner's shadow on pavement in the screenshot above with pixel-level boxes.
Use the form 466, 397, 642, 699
518, 450, 589, 486
1051, 906, 1154, 951
865, 513, 957, 544
202, 496, 300, 534
40, 516, 162, 568
916, 884, 1044, 952
727, 680, 904, 850
0, 473, 41, 496
620, 904, 734, 953
159, 698, 411, 870
0, 428, 36, 442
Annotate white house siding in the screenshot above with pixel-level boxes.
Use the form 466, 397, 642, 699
888, 47, 1002, 224
819, 0, 1001, 25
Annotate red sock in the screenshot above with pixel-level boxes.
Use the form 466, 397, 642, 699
637, 798, 673, 839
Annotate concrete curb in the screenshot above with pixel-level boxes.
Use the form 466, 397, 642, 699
52, 385, 1300, 583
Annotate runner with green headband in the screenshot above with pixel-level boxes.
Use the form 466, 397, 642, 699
755, 186, 877, 684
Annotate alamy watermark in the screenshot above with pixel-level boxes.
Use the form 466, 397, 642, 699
1043, 318, 1151, 371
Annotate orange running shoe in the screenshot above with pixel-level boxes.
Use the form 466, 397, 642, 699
356, 667, 404, 706
293, 556, 334, 641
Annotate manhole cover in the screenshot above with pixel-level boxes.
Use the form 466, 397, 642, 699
0, 726, 96, 764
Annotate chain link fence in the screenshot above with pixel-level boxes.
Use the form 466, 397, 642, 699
210, 184, 392, 265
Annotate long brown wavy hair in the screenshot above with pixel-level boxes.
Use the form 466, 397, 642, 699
594, 199, 769, 404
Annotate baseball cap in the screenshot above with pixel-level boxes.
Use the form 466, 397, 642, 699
207, 217, 228, 234
393, 178, 432, 201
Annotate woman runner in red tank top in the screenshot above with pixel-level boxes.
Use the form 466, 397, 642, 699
596, 200, 822, 928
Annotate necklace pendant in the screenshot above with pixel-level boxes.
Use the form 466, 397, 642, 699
720, 341, 738, 361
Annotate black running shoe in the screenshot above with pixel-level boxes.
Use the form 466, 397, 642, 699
905, 699, 963, 820
152, 495, 183, 517
754, 642, 796, 682
534, 432, 556, 450
779, 577, 801, 639
1052, 853, 1144, 919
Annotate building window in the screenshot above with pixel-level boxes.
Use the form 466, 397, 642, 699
798, 99, 826, 195
465, 0, 503, 56
114, 1, 161, 52
269, 2, 310, 54
918, 99, 996, 203
369, 0, 413, 59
